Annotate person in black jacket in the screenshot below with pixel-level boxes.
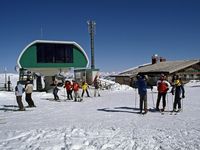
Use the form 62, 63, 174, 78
93, 75, 101, 97
52, 78, 59, 100
171, 75, 185, 112
53, 85, 59, 100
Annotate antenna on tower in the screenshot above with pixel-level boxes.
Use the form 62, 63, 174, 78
40, 25, 43, 39
87, 20, 96, 69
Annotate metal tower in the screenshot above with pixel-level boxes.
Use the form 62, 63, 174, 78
87, 20, 96, 69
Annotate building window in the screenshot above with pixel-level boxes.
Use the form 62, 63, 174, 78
197, 74, 200, 80
189, 74, 194, 80
36, 43, 73, 63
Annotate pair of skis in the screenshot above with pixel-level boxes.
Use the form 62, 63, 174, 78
139, 107, 181, 115
149, 107, 180, 115
139, 112, 148, 115
170, 110, 181, 115
160, 110, 180, 115
161, 110, 180, 115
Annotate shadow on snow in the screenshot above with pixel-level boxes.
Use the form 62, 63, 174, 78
97, 106, 140, 114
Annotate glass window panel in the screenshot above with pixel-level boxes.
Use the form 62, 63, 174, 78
36, 43, 73, 63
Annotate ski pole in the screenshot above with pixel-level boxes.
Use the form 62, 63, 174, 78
182, 97, 183, 112
151, 91, 155, 108
172, 94, 174, 111
166, 93, 169, 111
134, 88, 137, 109
88, 86, 91, 97
64, 88, 66, 100
13, 91, 16, 111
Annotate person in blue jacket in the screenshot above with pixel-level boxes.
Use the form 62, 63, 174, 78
136, 74, 148, 114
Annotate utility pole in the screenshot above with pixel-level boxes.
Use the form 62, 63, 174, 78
87, 20, 96, 69
4, 67, 7, 90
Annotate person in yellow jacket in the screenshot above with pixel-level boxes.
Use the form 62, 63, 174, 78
81, 81, 90, 97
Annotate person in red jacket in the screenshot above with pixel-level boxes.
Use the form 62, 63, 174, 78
64, 80, 73, 100
156, 74, 170, 111
72, 80, 82, 102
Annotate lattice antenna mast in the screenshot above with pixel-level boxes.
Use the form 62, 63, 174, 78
87, 20, 96, 69
40, 25, 43, 39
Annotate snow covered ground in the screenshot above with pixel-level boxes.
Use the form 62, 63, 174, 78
0, 74, 200, 150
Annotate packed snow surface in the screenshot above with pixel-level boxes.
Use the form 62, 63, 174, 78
0, 74, 200, 150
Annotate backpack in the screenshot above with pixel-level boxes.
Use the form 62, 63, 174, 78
157, 80, 168, 93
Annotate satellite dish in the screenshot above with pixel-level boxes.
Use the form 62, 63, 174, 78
15, 65, 20, 73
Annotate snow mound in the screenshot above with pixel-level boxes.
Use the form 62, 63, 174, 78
99, 78, 133, 91
110, 83, 133, 91
185, 80, 200, 87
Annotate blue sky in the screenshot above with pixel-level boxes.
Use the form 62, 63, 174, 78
0, 0, 200, 73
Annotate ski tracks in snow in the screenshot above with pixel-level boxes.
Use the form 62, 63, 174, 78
0, 126, 200, 150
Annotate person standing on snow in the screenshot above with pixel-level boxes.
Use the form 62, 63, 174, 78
25, 80, 36, 107
81, 81, 90, 98
53, 77, 59, 100
156, 74, 171, 111
15, 82, 25, 111
72, 80, 82, 102
93, 75, 101, 97
136, 74, 148, 114
64, 80, 73, 100
171, 75, 185, 112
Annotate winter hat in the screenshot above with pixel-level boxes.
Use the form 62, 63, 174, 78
175, 79, 181, 86
136, 74, 141, 79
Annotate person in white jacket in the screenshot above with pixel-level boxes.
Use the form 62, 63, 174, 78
15, 82, 25, 111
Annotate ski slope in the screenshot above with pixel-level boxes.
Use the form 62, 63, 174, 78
0, 74, 200, 150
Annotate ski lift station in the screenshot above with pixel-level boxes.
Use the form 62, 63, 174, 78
17, 40, 98, 91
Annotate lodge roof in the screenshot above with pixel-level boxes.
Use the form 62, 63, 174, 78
115, 59, 200, 77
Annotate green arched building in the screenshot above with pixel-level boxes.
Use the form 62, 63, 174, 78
17, 40, 89, 90
17, 40, 89, 75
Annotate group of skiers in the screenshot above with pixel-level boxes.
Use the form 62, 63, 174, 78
15, 79, 36, 111
15, 73, 185, 114
53, 75, 101, 102
14, 75, 101, 110
136, 74, 185, 114
63, 80, 87, 102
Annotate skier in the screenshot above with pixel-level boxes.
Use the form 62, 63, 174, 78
15, 81, 25, 111
136, 74, 148, 114
25, 80, 36, 107
171, 75, 185, 112
64, 80, 73, 100
93, 75, 101, 97
81, 81, 90, 98
156, 74, 170, 111
53, 85, 59, 100
53, 78, 59, 100
72, 80, 82, 102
